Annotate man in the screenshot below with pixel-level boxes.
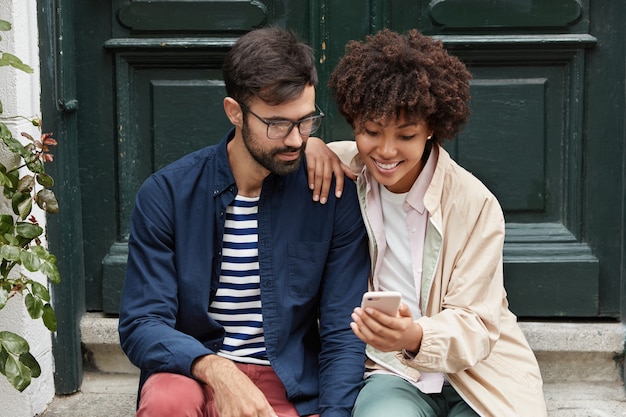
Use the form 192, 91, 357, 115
118, 26, 370, 417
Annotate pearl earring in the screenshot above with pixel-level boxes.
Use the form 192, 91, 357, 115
427, 135, 432, 140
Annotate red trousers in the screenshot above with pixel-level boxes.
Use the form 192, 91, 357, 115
136, 362, 320, 417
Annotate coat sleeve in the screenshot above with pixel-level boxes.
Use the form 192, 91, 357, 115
118, 174, 214, 378
327, 140, 364, 177
410, 182, 507, 374
317, 182, 370, 417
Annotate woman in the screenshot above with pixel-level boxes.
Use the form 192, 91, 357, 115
309, 29, 547, 417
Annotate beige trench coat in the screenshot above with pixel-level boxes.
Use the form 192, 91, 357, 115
330, 141, 547, 417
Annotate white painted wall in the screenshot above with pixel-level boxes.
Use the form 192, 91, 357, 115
0, 0, 56, 415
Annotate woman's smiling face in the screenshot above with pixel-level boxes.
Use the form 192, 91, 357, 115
355, 115, 433, 194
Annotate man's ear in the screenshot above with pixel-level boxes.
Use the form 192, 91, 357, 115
224, 97, 243, 127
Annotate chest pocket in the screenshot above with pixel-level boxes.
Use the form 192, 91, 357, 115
287, 241, 329, 298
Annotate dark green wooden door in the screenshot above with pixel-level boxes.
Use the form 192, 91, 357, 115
41, 0, 625, 394
65, 0, 623, 318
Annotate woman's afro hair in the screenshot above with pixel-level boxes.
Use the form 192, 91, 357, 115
328, 29, 472, 143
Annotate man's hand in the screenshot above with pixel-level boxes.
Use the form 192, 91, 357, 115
192, 355, 277, 417
350, 303, 423, 353
305, 137, 355, 204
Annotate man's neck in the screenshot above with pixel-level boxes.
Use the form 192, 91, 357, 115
227, 133, 268, 198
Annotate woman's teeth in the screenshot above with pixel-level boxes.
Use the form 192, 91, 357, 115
375, 160, 400, 170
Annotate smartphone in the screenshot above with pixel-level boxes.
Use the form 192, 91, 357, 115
361, 291, 402, 316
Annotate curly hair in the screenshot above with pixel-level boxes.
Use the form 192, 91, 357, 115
328, 29, 472, 143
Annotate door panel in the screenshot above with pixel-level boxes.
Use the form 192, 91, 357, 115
100, 44, 233, 313
426, 0, 583, 29
117, 0, 268, 32
422, 2, 599, 317
152, 79, 230, 169
457, 78, 548, 213
442, 46, 600, 316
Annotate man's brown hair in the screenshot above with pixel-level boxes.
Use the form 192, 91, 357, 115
223, 26, 318, 107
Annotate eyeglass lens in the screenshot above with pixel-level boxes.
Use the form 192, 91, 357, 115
239, 101, 324, 140
267, 116, 322, 139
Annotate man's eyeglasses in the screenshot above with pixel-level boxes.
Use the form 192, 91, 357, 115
239, 102, 325, 140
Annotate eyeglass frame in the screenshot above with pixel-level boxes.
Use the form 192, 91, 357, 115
238, 101, 325, 140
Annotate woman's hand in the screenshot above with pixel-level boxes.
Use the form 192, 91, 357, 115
305, 137, 355, 204
350, 303, 423, 353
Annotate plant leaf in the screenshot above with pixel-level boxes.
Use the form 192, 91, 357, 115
0, 20, 11, 31
36, 173, 54, 188
30, 281, 50, 302
1, 135, 30, 159
0, 331, 29, 355
11, 192, 31, 219
3, 233, 19, 246
17, 175, 34, 193
4, 353, 31, 391
17, 198, 32, 219
0, 244, 21, 261
36, 189, 59, 213
0, 122, 13, 139
2, 53, 34, 74
25, 157, 44, 174
0, 170, 12, 187
40, 259, 61, 284
30, 246, 60, 284
42, 304, 57, 331
19, 351, 40, 378
16, 222, 43, 240
1, 169, 19, 199
29, 245, 53, 260
0, 346, 7, 374
0, 215, 14, 234
25, 293, 44, 319
0, 286, 8, 309
20, 250, 42, 272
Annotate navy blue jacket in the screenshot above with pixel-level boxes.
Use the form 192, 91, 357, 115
118, 129, 370, 416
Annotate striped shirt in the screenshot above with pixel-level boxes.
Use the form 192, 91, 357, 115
208, 195, 269, 365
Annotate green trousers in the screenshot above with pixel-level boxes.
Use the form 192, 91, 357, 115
352, 374, 479, 417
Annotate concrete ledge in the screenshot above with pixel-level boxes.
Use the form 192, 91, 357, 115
43, 372, 626, 417
520, 322, 626, 384
81, 313, 139, 375
80, 313, 626, 384
519, 321, 625, 384
519, 322, 625, 353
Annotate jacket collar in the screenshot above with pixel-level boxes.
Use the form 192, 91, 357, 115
424, 144, 450, 215
404, 145, 438, 215
213, 128, 238, 197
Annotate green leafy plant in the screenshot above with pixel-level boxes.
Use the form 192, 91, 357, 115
0, 18, 60, 392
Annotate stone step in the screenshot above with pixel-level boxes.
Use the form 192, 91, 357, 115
81, 313, 139, 375
45, 315, 625, 416
81, 313, 626, 384
41, 372, 626, 417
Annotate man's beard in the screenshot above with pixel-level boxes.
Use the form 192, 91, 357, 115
242, 121, 306, 176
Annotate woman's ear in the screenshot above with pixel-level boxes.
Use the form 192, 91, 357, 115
224, 97, 243, 127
